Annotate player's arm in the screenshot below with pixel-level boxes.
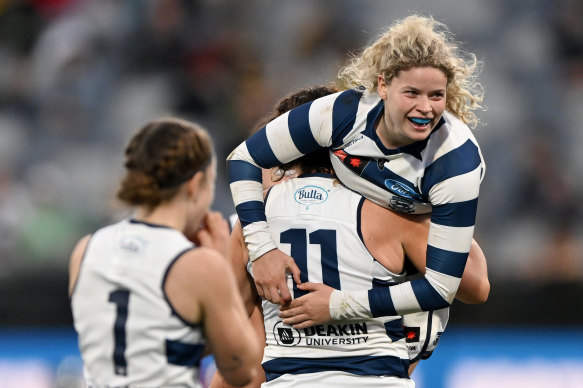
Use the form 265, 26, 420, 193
362, 145, 485, 318
455, 239, 489, 303
397, 212, 489, 304
226, 96, 336, 304
68, 234, 91, 297
208, 222, 266, 388
166, 248, 262, 387
280, 199, 488, 328
283, 158, 484, 325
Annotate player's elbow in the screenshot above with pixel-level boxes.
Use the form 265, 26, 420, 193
455, 277, 490, 304
475, 277, 490, 304
222, 365, 262, 387
219, 341, 263, 386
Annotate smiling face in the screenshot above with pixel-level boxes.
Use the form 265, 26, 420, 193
376, 66, 447, 149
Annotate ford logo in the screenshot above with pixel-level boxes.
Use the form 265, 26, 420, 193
384, 179, 422, 201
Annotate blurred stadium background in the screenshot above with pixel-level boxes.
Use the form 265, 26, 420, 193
0, 0, 582, 387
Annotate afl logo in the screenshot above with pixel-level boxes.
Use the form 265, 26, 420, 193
384, 179, 422, 202
294, 185, 328, 210
273, 321, 301, 346
120, 235, 146, 253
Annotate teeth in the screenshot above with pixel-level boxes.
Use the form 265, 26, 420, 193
409, 117, 431, 125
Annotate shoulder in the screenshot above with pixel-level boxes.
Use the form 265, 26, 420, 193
436, 111, 481, 149
171, 247, 230, 282
424, 112, 484, 167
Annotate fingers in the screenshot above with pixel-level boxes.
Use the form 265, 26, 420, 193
286, 260, 302, 285
296, 282, 319, 291
268, 285, 283, 305
277, 283, 292, 304
282, 314, 314, 328
279, 307, 315, 329
254, 280, 265, 300
195, 211, 230, 256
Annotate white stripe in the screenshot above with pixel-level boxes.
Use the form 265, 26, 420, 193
423, 111, 477, 163
427, 223, 474, 253
424, 268, 461, 304
390, 282, 422, 315
265, 111, 302, 163
230, 180, 264, 207
242, 221, 277, 261
387, 154, 425, 184
428, 167, 482, 204
227, 141, 256, 165
308, 93, 337, 146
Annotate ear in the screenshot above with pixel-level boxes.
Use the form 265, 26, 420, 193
186, 171, 205, 198
377, 74, 387, 99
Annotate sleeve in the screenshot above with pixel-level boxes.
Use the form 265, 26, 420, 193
331, 138, 485, 317
369, 138, 485, 316
226, 96, 336, 261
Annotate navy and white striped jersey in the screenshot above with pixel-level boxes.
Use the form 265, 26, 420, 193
257, 173, 410, 385
71, 219, 205, 388
227, 89, 485, 318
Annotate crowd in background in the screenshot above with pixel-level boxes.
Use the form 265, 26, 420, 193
0, 0, 582, 288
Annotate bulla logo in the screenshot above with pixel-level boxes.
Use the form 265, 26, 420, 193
294, 185, 328, 209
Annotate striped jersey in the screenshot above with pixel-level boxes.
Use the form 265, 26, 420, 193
227, 89, 485, 318
70, 219, 205, 388
258, 173, 410, 383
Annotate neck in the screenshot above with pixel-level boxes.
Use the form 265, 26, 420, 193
375, 116, 398, 149
134, 201, 186, 233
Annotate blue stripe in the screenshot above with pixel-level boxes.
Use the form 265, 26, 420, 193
331, 90, 362, 146
246, 127, 281, 167
383, 317, 405, 342
288, 101, 321, 154
263, 355, 409, 381
426, 246, 468, 278
356, 197, 365, 244
280, 229, 309, 298
410, 278, 450, 311
264, 185, 274, 204
431, 198, 478, 227
226, 160, 262, 184
311, 230, 341, 290
368, 286, 397, 318
166, 339, 205, 367
235, 201, 266, 228
422, 139, 482, 193
365, 99, 392, 151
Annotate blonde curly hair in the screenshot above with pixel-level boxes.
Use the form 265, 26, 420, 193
339, 15, 484, 128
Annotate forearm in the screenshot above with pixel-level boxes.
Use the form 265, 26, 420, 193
227, 151, 275, 260
330, 268, 461, 320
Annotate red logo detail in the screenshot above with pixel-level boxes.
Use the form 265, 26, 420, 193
406, 331, 417, 340
349, 158, 362, 167
333, 149, 347, 161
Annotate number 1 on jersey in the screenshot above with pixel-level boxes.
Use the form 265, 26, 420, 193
280, 228, 339, 298
109, 289, 130, 376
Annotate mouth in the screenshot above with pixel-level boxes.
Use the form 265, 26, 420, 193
408, 117, 432, 129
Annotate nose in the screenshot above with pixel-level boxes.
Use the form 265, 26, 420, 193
417, 97, 432, 114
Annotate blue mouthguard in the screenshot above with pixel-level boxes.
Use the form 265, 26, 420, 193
409, 117, 431, 125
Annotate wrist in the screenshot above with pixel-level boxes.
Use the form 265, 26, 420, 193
249, 241, 278, 262
329, 290, 372, 320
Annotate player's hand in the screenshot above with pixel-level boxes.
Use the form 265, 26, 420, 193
190, 211, 231, 258
278, 282, 334, 328
252, 249, 301, 305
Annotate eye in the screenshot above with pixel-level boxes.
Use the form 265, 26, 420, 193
404, 90, 418, 96
430, 91, 445, 100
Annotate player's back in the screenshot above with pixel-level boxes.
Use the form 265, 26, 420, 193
259, 173, 412, 387
71, 219, 205, 388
